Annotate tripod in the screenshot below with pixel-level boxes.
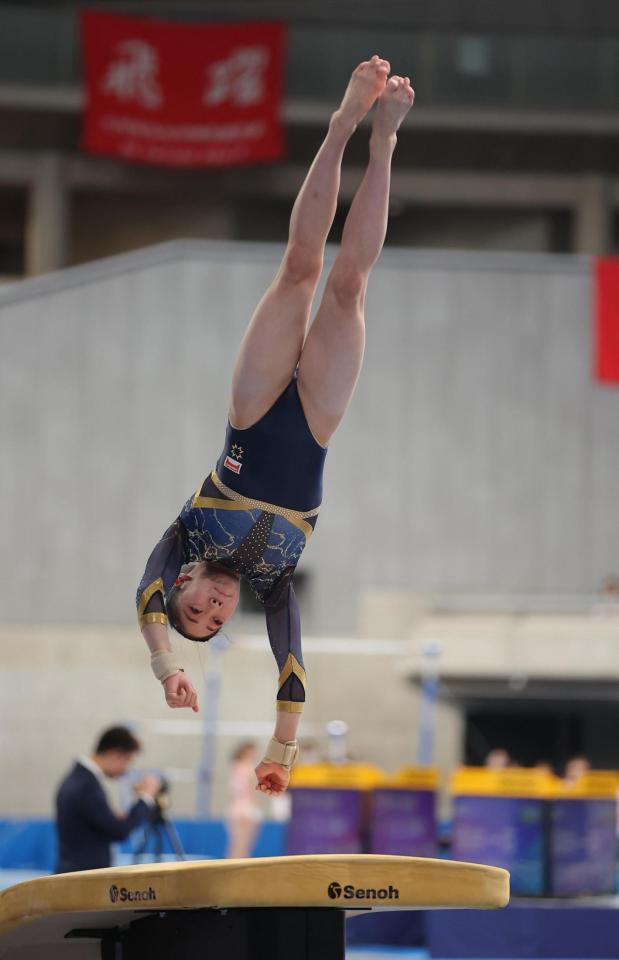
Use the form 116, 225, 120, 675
134, 800, 186, 862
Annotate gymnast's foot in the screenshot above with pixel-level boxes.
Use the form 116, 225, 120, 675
332, 55, 390, 136
371, 75, 415, 146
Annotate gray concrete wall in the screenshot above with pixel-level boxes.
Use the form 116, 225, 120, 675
1, 239, 617, 817
1, 241, 615, 633
0, 623, 423, 818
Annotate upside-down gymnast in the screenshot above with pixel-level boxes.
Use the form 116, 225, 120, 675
136, 57, 415, 797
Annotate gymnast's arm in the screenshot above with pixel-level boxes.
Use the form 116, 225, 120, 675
136, 519, 199, 712
256, 573, 305, 794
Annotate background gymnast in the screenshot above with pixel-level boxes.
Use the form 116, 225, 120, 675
137, 56, 415, 796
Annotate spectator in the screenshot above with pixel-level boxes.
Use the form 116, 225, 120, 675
533, 761, 554, 776
564, 755, 591, 783
226, 742, 262, 859
484, 748, 511, 769
55, 725, 159, 873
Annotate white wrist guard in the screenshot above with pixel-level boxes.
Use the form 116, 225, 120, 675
263, 737, 299, 770
150, 650, 184, 684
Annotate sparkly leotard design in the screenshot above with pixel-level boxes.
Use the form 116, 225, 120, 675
137, 376, 327, 711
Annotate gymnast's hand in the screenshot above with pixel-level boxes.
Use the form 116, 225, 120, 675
163, 672, 199, 712
254, 761, 290, 796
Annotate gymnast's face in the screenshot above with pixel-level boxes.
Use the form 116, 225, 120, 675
176, 562, 240, 638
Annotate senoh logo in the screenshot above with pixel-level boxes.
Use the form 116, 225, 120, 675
108, 885, 156, 904
327, 880, 399, 901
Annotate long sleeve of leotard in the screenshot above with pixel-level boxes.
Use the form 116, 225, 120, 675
264, 570, 306, 713
136, 519, 186, 630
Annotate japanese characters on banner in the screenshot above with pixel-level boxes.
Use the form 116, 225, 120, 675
80, 11, 285, 168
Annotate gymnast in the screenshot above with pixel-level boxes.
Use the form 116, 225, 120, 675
136, 57, 415, 797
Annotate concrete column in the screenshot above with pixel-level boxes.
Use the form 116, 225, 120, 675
574, 174, 612, 255
0, 148, 37, 185
25, 151, 69, 275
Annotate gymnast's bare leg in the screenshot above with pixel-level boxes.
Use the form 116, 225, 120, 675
228, 55, 391, 431
296, 75, 415, 445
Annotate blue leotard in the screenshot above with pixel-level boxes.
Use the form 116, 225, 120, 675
136, 376, 327, 712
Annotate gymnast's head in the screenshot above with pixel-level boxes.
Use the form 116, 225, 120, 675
165, 561, 240, 642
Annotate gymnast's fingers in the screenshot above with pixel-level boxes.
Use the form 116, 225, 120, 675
166, 692, 189, 708
256, 776, 285, 795
166, 689, 200, 711
178, 675, 198, 698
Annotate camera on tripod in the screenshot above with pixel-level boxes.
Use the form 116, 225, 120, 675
135, 775, 185, 862
153, 776, 170, 814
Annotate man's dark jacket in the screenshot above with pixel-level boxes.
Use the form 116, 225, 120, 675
55, 762, 151, 873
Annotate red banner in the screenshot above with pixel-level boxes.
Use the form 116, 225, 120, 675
80, 11, 285, 168
595, 257, 619, 385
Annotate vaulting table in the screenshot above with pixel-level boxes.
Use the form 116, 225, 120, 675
0, 853, 510, 959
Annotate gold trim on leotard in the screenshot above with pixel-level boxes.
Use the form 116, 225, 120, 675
138, 578, 166, 630
277, 654, 306, 711
277, 700, 305, 713
141, 612, 168, 628
210, 471, 320, 519
190, 472, 319, 540
278, 652, 307, 691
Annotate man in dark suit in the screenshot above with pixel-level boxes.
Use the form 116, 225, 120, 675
55, 725, 160, 873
